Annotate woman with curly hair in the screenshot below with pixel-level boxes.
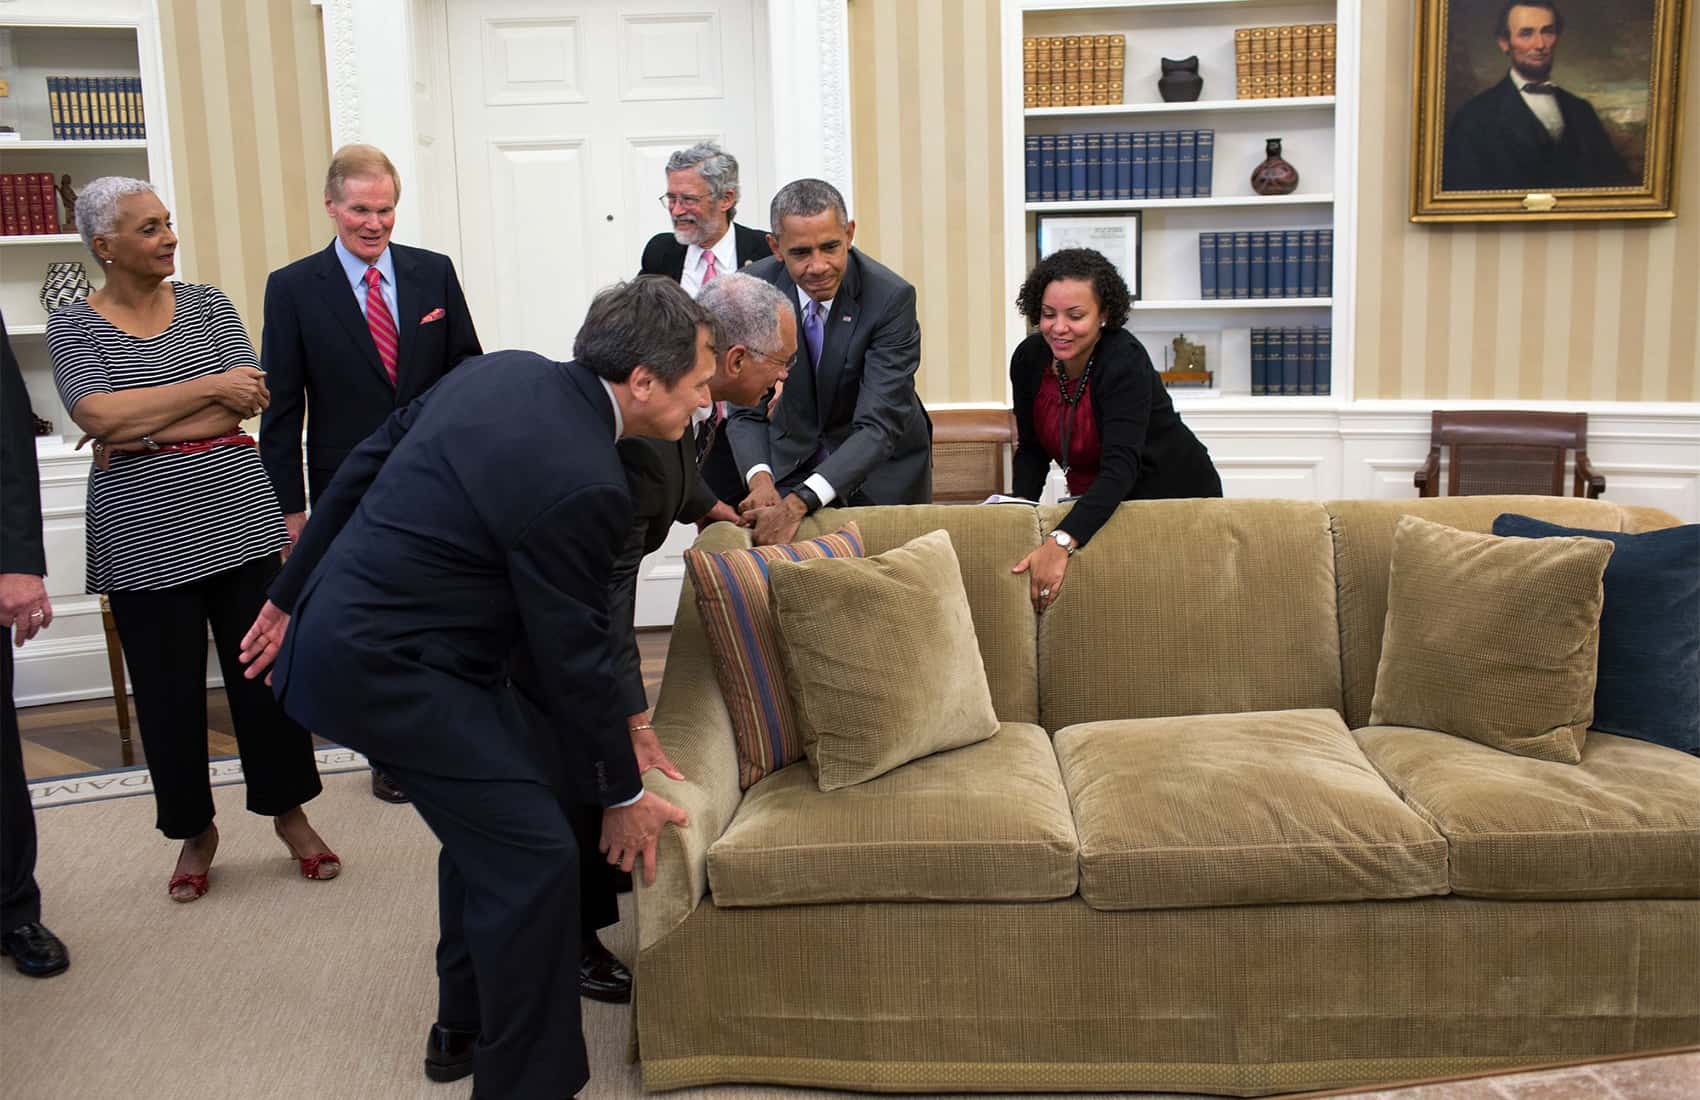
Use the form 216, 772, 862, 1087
1009, 247, 1220, 613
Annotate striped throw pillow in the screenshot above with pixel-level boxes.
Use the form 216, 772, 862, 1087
684, 523, 864, 789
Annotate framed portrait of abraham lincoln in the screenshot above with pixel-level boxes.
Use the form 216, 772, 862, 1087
1412, 0, 1690, 221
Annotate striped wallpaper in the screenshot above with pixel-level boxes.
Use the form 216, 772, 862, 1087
849, 0, 1006, 408
848, 0, 1699, 405
156, 0, 332, 340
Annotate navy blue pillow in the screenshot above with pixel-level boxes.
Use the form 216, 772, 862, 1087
1492, 514, 1699, 755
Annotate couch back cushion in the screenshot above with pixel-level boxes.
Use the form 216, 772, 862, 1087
793, 505, 1040, 724
1037, 499, 1342, 731
1327, 497, 1664, 729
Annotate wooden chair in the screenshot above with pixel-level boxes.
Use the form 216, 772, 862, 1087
1414, 410, 1604, 499
98, 595, 135, 765
931, 409, 1017, 503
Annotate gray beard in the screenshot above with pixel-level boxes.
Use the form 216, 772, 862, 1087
672, 225, 701, 247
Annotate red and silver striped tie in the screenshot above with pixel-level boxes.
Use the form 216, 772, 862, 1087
365, 266, 399, 386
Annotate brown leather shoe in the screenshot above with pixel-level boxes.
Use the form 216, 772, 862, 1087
371, 768, 409, 804
579, 936, 632, 1004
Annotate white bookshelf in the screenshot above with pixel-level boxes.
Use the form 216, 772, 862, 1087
2, 4, 176, 707
1001, 0, 1357, 405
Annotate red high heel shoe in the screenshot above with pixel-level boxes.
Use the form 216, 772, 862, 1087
274, 821, 342, 881
167, 826, 217, 902
167, 871, 208, 902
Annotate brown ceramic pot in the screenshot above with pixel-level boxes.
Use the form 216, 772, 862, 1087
1250, 138, 1299, 196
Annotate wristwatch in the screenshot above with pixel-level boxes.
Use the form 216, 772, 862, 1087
793, 485, 823, 514
1049, 529, 1078, 556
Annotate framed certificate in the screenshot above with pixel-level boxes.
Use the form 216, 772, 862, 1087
1036, 213, 1143, 299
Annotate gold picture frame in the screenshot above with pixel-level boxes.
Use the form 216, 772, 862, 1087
1411, 0, 1690, 222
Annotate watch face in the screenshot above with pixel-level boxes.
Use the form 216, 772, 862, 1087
1052, 531, 1073, 547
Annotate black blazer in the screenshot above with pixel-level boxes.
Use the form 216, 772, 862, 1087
268, 352, 640, 803
1442, 76, 1635, 191
1011, 328, 1220, 547
1, 314, 45, 577
729, 249, 932, 505
607, 434, 718, 715
259, 240, 481, 513
639, 222, 772, 281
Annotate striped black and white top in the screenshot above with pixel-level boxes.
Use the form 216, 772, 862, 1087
47, 283, 288, 593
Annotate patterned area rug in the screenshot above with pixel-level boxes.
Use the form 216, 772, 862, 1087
28, 747, 371, 809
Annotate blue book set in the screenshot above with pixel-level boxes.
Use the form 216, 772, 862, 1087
1026, 130, 1214, 202
1250, 326, 1331, 395
1197, 229, 1331, 300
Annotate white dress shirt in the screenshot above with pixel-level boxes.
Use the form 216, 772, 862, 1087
1513, 69, 1565, 141
680, 230, 739, 300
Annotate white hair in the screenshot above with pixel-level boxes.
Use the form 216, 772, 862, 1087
77, 176, 158, 260
697, 273, 789, 356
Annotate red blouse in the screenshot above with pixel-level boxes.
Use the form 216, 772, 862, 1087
1032, 370, 1102, 497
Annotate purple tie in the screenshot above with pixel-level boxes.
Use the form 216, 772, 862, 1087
803, 299, 824, 368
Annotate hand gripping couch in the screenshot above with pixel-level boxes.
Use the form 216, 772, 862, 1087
633, 495, 1700, 1096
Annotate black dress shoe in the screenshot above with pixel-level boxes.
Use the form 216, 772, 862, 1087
371, 768, 410, 804
1, 921, 69, 978
579, 936, 632, 1004
424, 1022, 477, 1083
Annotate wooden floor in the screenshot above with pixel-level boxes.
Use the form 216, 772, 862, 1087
15, 629, 672, 781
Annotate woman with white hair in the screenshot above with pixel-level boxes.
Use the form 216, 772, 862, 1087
45, 177, 339, 902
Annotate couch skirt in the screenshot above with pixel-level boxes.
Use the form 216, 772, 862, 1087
636, 895, 1700, 1095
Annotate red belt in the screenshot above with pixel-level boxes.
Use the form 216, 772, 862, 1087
138, 432, 257, 456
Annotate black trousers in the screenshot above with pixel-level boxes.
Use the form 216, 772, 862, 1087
106, 555, 322, 839
1, 630, 42, 933
569, 805, 618, 937
378, 757, 591, 1100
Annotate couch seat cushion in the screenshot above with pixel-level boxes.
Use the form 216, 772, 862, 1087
1357, 726, 1700, 900
706, 723, 1077, 906
1054, 709, 1449, 910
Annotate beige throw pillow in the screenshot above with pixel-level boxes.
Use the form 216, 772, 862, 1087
1368, 514, 1615, 764
767, 529, 1000, 790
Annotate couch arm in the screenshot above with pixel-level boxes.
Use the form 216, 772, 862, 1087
634, 527, 747, 953
1617, 503, 1683, 533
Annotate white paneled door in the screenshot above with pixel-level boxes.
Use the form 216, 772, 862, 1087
445, 0, 763, 360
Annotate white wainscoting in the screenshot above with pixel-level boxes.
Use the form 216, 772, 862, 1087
18, 404, 1699, 697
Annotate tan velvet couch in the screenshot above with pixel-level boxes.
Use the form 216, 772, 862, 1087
634, 496, 1700, 1096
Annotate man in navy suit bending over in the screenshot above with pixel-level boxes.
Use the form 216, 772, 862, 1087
259, 143, 481, 805
240, 276, 706, 1099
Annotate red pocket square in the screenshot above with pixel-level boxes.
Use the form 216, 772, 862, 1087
419, 307, 447, 324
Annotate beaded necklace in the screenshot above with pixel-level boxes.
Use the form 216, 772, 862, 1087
1052, 352, 1094, 473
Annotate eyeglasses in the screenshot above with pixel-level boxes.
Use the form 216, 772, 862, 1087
721, 345, 792, 367
659, 192, 711, 211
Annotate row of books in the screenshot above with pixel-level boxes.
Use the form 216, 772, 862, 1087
47, 76, 148, 140
1252, 326, 1332, 395
1, 174, 65, 236
1198, 230, 1333, 300
1235, 24, 1337, 99
1026, 131, 1214, 203
1021, 34, 1125, 107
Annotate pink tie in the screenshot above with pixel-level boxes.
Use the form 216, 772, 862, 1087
702, 250, 719, 284
365, 267, 399, 386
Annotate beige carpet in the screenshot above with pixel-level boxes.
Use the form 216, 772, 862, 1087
0, 769, 1182, 1100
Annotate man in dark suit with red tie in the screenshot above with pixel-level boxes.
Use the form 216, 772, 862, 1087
258, 143, 481, 806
